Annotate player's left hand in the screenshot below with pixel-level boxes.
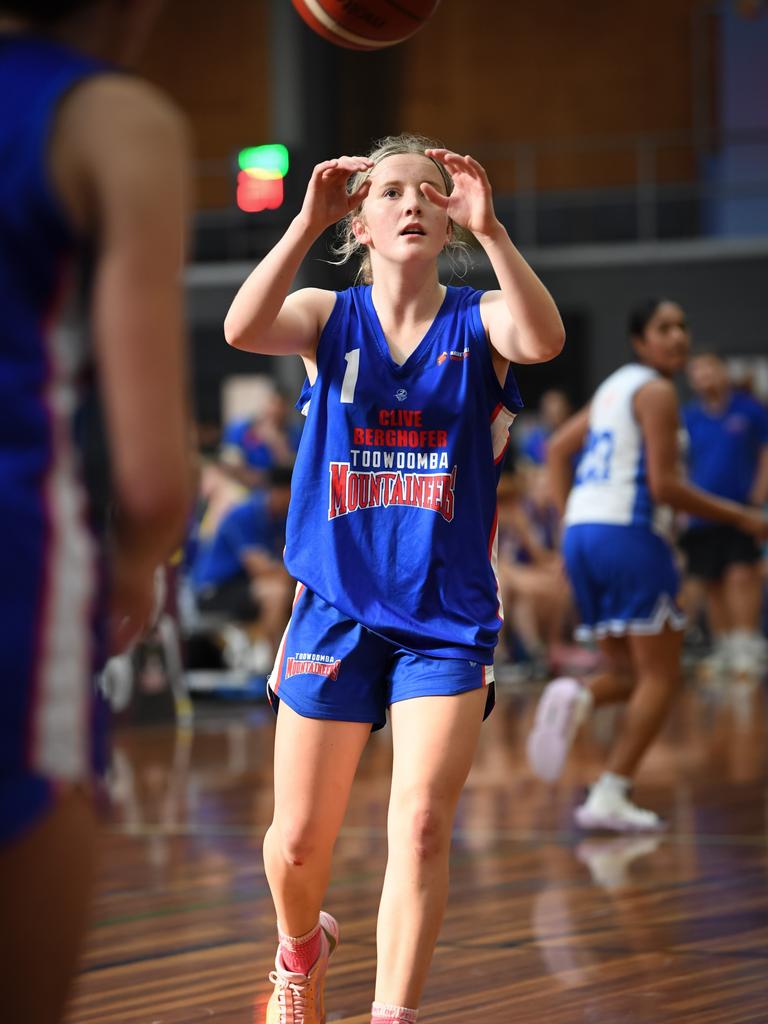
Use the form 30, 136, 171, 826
109, 557, 157, 654
422, 149, 498, 238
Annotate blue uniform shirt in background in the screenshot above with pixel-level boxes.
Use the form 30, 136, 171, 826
286, 285, 523, 664
221, 415, 302, 469
684, 391, 768, 526
521, 424, 550, 465
191, 491, 280, 589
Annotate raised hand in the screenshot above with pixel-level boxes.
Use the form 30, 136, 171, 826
421, 149, 498, 238
300, 156, 373, 234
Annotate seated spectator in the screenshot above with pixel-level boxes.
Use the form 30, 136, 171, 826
220, 387, 301, 489
496, 469, 573, 674
189, 467, 293, 673
184, 458, 249, 570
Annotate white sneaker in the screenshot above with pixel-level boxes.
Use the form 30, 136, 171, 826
729, 631, 767, 680
221, 624, 251, 670
526, 677, 591, 782
247, 638, 275, 675
574, 785, 666, 833
698, 641, 731, 681
265, 911, 339, 1024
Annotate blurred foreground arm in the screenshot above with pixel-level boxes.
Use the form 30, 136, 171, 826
56, 76, 195, 645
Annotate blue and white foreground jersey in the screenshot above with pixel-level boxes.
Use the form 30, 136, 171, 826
0, 36, 112, 793
285, 285, 523, 663
565, 363, 672, 537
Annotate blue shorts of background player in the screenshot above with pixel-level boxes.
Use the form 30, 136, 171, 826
268, 586, 496, 730
563, 523, 686, 640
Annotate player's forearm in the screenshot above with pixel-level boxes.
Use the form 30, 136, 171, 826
748, 448, 768, 506
474, 220, 564, 363
546, 451, 574, 518
653, 476, 744, 526
112, 506, 186, 571
95, 264, 194, 568
112, 431, 195, 567
224, 214, 320, 349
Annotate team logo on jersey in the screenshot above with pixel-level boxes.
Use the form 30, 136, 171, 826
725, 414, 748, 434
395, 388, 408, 401
328, 461, 457, 522
285, 654, 341, 680
437, 348, 470, 365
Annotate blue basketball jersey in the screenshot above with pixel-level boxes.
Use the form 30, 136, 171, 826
285, 284, 523, 663
0, 35, 113, 799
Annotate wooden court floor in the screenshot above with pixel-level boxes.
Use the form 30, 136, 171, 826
66, 675, 768, 1024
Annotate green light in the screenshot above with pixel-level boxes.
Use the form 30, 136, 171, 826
238, 144, 289, 178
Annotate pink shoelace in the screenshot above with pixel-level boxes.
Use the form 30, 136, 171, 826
268, 970, 309, 1024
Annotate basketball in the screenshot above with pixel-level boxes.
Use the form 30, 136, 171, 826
290, 0, 441, 51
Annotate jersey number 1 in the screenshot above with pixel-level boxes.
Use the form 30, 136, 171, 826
340, 348, 360, 404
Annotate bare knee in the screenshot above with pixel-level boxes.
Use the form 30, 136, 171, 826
268, 820, 322, 868
396, 800, 451, 863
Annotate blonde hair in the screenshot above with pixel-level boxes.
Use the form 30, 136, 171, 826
330, 132, 472, 285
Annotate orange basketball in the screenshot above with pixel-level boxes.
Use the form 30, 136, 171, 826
290, 0, 441, 51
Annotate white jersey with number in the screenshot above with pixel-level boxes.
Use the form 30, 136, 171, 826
565, 363, 672, 537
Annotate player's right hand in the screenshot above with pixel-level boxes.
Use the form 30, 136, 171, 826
735, 506, 768, 541
300, 156, 372, 233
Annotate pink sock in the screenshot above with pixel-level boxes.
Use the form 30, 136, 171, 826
278, 921, 322, 975
371, 1001, 418, 1023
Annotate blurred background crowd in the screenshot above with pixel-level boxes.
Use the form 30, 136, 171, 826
101, 0, 768, 715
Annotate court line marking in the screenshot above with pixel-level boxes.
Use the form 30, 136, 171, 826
104, 823, 768, 848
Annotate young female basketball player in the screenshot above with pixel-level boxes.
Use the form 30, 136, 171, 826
224, 134, 565, 1024
0, 3, 192, 1021
526, 299, 768, 832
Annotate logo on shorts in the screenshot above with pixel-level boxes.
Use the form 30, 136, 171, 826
285, 653, 341, 680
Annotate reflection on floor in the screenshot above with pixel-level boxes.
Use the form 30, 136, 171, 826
67, 670, 768, 1024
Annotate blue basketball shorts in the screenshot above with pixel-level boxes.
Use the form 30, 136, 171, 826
268, 585, 496, 730
562, 523, 686, 642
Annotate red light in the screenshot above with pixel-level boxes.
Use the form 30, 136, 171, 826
236, 172, 284, 213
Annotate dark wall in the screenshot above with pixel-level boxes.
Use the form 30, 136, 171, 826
468, 246, 768, 402
187, 247, 768, 423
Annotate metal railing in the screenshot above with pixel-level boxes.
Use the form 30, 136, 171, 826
190, 128, 768, 260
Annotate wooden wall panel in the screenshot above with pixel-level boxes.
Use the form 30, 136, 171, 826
134, 0, 714, 208
137, 0, 271, 208
388, 0, 710, 192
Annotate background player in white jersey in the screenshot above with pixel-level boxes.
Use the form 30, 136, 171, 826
225, 134, 564, 1024
526, 299, 768, 832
